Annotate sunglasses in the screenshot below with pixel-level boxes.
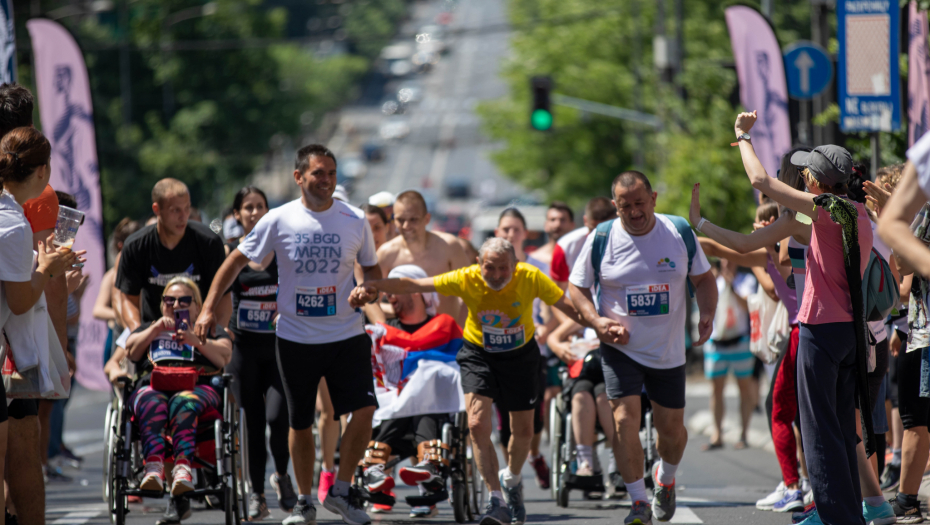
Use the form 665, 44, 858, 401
162, 295, 192, 307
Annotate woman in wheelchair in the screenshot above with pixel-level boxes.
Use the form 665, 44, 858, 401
125, 276, 232, 497
548, 317, 619, 478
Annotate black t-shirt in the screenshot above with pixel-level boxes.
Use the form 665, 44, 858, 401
130, 324, 230, 385
386, 315, 434, 334
116, 222, 226, 323
225, 239, 278, 343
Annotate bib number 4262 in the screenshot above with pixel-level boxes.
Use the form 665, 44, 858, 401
296, 286, 337, 317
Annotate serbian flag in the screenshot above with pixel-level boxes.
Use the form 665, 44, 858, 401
367, 314, 466, 426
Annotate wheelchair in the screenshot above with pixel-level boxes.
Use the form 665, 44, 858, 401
103, 374, 250, 525
354, 411, 483, 522
549, 367, 656, 507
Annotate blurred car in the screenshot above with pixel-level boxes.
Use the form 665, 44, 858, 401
338, 154, 368, 180
378, 42, 415, 78
445, 180, 470, 199
417, 24, 450, 54
363, 141, 385, 162
379, 117, 411, 141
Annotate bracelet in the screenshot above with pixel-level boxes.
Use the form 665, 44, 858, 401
696, 217, 708, 232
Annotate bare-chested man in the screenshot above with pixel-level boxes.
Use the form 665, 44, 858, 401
377, 190, 471, 321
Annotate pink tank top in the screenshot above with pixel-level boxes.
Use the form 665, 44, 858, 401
797, 202, 872, 325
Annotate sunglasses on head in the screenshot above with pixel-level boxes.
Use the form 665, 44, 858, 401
162, 295, 192, 307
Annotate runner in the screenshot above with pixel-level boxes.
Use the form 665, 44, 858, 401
222, 185, 297, 519
369, 191, 398, 241
195, 144, 380, 525
550, 197, 615, 290
350, 236, 583, 525
365, 204, 390, 251
569, 171, 717, 524
377, 190, 471, 320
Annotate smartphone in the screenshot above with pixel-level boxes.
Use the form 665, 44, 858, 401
174, 309, 191, 332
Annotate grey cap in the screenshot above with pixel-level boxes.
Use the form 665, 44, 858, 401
790, 145, 853, 187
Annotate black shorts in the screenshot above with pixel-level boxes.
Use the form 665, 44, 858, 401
7, 399, 36, 420
566, 378, 607, 400
458, 338, 541, 412
276, 334, 377, 431
896, 341, 930, 430
601, 344, 686, 409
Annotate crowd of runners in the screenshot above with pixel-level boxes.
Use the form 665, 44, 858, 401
3, 77, 930, 525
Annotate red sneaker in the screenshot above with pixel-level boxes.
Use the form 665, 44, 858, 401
170, 459, 194, 496
371, 490, 395, 514
531, 455, 550, 489
318, 470, 336, 506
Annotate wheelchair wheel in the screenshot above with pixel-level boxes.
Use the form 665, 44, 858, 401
556, 467, 570, 508
237, 407, 250, 519
223, 396, 243, 524
451, 470, 470, 523
102, 403, 114, 502
548, 398, 562, 501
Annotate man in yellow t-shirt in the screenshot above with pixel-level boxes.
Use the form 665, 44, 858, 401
350, 237, 583, 525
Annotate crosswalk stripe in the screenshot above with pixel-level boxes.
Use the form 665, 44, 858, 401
669, 506, 703, 523
51, 511, 100, 525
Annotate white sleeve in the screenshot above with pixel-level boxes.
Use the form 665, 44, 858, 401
688, 230, 712, 276
0, 222, 34, 282
237, 212, 276, 263
907, 131, 930, 198
356, 217, 378, 267
568, 232, 597, 289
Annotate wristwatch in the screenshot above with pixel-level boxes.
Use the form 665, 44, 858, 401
730, 133, 751, 146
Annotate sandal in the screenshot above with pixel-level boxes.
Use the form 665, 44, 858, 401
701, 441, 724, 452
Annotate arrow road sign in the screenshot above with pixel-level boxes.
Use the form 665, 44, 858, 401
783, 41, 833, 100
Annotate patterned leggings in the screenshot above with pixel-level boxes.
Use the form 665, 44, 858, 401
130, 384, 220, 462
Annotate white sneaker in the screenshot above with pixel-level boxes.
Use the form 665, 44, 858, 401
323, 487, 371, 525
756, 481, 786, 510
140, 460, 165, 492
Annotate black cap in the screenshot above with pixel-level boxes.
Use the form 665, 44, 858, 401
789, 145, 853, 188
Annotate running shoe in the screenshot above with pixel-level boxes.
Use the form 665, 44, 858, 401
863, 500, 897, 525
59, 445, 83, 468
796, 508, 824, 525
608, 471, 627, 499
362, 464, 395, 493
499, 470, 526, 525
410, 505, 438, 518
282, 500, 317, 525
792, 503, 817, 524
323, 486, 371, 525
890, 494, 925, 524
45, 465, 72, 483
624, 500, 653, 525
170, 460, 194, 496
249, 493, 271, 521
140, 458, 165, 492
271, 472, 299, 512
881, 463, 901, 492
652, 463, 676, 522
156, 496, 192, 525
756, 481, 786, 510
318, 470, 336, 506
773, 490, 805, 513
478, 497, 512, 525
531, 455, 550, 489
400, 461, 441, 486
370, 490, 394, 514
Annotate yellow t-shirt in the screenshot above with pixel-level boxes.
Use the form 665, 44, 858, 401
433, 262, 564, 351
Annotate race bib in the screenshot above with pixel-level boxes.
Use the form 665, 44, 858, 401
296, 286, 337, 317
626, 284, 670, 316
482, 325, 526, 353
150, 337, 194, 362
237, 300, 277, 332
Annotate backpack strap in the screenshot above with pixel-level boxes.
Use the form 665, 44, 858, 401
591, 219, 615, 306
661, 214, 696, 297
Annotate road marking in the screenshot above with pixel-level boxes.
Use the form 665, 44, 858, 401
73, 440, 107, 456
669, 506, 703, 523
50, 511, 100, 525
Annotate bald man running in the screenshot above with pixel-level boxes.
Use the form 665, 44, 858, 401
377, 190, 471, 320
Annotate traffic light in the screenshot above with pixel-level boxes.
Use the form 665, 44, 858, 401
530, 76, 553, 131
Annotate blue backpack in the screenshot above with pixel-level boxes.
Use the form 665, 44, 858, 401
862, 248, 899, 322
590, 215, 697, 303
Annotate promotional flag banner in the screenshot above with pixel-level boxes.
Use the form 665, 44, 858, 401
0, 0, 15, 83
368, 314, 465, 425
910, 2, 930, 145
27, 19, 109, 391
725, 6, 792, 180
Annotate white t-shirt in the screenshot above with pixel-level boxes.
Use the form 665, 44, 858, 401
238, 199, 378, 345
557, 226, 591, 272
0, 192, 35, 324
907, 130, 930, 198
869, 221, 890, 343
569, 215, 712, 369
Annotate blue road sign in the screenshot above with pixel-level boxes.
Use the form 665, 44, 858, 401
837, 0, 901, 132
783, 41, 832, 100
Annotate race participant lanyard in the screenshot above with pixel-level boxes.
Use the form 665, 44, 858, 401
149, 336, 194, 363
482, 325, 526, 353
296, 286, 337, 317
626, 283, 670, 316
237, 300, 277, 332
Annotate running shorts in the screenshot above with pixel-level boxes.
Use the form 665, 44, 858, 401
458, 338, 541, 412
276, 333, 377, 430
601, 343, 686, 409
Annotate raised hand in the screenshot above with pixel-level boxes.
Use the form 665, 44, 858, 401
863, 180, 892, 214
735, 110, 757, 134
37, 232, 80, 277
689, 183, 702, 227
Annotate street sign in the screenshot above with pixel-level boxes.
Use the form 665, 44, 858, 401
783, 41, 832, 99
837, 0, 901, 132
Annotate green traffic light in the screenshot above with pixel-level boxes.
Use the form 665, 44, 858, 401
531, 109, 553, 130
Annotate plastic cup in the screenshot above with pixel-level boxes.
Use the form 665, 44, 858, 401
53, 206, 84, 250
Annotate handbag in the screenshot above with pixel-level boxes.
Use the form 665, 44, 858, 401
749, 287, 779, 363
766, 300, 791, 360
150, 366, 199, 392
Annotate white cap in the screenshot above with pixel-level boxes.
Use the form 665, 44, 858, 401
369, 191, 395, 207
333, 184, 349, 202
387, 264, 439, 316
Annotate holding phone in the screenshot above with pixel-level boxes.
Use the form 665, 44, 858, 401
174, 309, 191, 332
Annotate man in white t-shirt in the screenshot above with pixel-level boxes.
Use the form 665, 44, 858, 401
568, 171, 716, 525
196, 145, 381, 525
549, 197, 616, 290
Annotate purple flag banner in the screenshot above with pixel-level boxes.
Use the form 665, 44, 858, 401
27, 19, 109, 391
0, 0, 15, 83
725, 6, 792, 180
910, 2, 930, 146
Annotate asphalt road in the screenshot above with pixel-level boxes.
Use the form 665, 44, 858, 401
45, 379, 814, 525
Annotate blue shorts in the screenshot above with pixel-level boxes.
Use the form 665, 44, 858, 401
704, 337, 754, 379
600, 344, 686, 409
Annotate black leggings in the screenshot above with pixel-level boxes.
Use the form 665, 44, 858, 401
227, 337, 290, 492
